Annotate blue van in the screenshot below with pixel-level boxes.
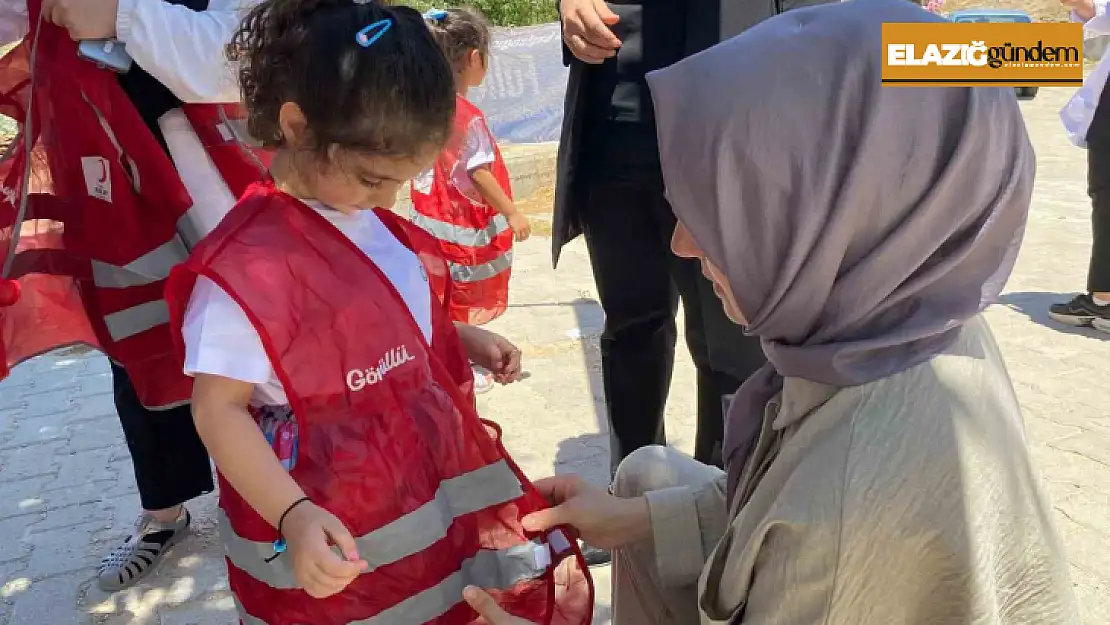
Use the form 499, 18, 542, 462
947, 8, 1038, 99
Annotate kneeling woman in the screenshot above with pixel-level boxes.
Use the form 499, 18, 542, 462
464, 0, 1078, 623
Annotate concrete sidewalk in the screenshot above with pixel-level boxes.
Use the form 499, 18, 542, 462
0, 85, 1108, 624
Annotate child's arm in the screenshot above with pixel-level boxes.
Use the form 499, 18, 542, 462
191, 373, 368, 597
191, 374, 305, 526
454, 322, 522, 384
470, 167, 532, 242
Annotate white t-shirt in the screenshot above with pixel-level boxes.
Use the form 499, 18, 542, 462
412, 116, 497, 204
181, 202, 434, 406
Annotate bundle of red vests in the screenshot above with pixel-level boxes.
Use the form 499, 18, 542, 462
0, 0, 268, 409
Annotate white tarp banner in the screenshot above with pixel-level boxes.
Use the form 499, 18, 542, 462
469, 22, 567, 144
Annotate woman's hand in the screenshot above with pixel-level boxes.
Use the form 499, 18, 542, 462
464, 586, 538, 624
42, 0, 119, 39
522, 475, 651, 550
559, 0, 622, 64
455, 324, 523, 384
282, 502, 368, 598
1062, 0, 1097, 20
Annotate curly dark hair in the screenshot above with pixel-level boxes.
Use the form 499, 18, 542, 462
424, 7, 491, 77
227, 0, 456, 160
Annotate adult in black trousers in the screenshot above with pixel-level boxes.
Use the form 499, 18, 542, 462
552, 0, 802, 476
39, 0, 245, 592
1050, 14, 1110, 330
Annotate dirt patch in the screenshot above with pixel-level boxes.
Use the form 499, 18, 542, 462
515, 185, 555, 237
516, 185, 555, 216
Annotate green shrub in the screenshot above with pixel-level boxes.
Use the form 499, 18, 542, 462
402, 0, 558, 27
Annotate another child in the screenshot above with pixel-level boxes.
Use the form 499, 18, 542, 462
411, 9, 529, 395
163, 1, 591, 623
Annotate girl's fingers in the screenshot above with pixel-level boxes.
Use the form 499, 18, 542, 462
315, 550, 366, 579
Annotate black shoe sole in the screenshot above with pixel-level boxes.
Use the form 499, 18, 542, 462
1048, 311, 1094, 327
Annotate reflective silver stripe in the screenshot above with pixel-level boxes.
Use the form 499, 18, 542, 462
103, 300, 170, 341
91, 237, 189, 288
223, 460, 525, 589
357, 545, 548, 625
176, 208, 206, 250
410, 212, 510, 249
224, 459, 547, 624
448, 250, 513, 284
232, 544, 548, 625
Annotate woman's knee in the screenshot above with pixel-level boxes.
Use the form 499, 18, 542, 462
612, 445, 714, 498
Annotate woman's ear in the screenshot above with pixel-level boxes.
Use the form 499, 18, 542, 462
277, 102, 308, 149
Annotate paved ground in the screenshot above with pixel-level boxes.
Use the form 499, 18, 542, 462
0, 85, 1108, 624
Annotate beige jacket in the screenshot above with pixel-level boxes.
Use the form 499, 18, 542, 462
644, 316, 1078, 624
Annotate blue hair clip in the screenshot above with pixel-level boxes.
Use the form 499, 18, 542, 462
423, 8, 448, 21
356, 18, 392, 47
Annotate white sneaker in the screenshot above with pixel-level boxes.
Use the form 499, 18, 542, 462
472, 365, 493, 394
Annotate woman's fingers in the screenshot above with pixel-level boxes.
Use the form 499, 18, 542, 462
574, 2, 621, 50
566, 34, 615, 63
521, 503, 571, 533
463, 586, 535, 624
530, 474, 585, 505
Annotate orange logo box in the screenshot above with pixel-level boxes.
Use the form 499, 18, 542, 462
881, 22, 1084, 87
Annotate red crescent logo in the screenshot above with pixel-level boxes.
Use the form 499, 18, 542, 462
97, 160, 108, 184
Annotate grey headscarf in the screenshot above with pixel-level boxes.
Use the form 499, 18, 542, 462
646, 0, 1035, 498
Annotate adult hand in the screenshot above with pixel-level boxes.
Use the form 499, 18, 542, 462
463, 586, 539, 625
522, 474, 651, 550
560, 0, 621, 64
282, 501, 369, 598
455, 324, 523, 384
1061, 0, 1097, 20
42, 0, 119, 40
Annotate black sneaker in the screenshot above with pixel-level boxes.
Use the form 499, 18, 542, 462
1048, 294, 1110, 333
578, 541, 612, 567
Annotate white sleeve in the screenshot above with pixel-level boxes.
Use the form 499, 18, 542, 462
0, 0, 27, 48
1075, 0, 1110, 32
461, 116, 497, 172
115, 0, 258, 103
1086, 7, 1110, 35
181, 275, 273, 385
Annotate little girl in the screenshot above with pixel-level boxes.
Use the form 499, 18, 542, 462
411, 8, 529, 392
164, 1, 590, 623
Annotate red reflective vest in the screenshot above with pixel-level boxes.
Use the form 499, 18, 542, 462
0, 3, 269, 409
410, 95, 513, 326
164, 183, 594, 625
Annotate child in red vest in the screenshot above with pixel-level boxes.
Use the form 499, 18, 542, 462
411, 8, 530, 393
163, 1, 591, 623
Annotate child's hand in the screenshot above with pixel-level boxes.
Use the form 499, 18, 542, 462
456, 324, 523, 384
508, 212, 532, 242
282, 501, 368, 598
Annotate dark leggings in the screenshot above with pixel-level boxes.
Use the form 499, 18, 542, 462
112, 363, 214, 511
1083, 78, 1110, 294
